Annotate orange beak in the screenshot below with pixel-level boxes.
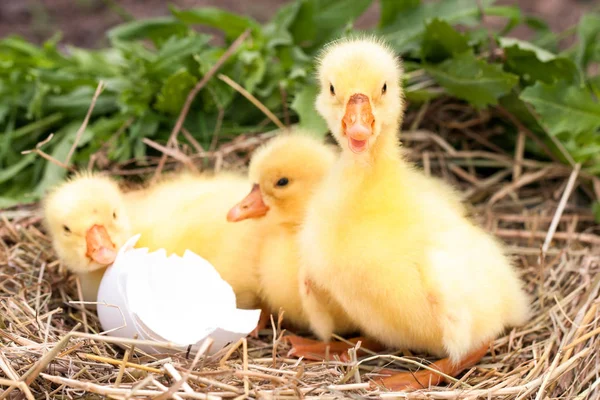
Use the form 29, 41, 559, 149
85, 224, 117, 265
227, 184, 270, 222
342, 93, 374, 154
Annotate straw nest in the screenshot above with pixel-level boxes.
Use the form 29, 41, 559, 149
1, 99, 599, 400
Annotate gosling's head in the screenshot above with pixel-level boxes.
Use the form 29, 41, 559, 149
43, 172, 131, 274
227, 131, 336, 226
315, 36, 404, 155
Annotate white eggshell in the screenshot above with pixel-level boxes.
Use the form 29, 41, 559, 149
96, 235, 261, 355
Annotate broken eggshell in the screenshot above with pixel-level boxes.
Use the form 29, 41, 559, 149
96, 235, 261, 355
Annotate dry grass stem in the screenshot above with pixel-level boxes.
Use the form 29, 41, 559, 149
218, 74, 286, 130
21, 134, 75, 171
143, 138, 199, 172
65, 80, 105, 166
542, 163, 582, 256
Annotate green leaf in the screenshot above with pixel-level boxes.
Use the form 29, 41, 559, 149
152, 34, 211, 74
170, 6, 261, 40
195, 48, 236, 111
525, 15, 550, 32
270, 0, 303, 33
118, 80, 160, 116
590, 75, 600, 99
313, 0, 373, 44
425, 51, 518, 108
484, 6, 522, 35
500, 38, 557, 62
46, 87, 118, 117
520, 80, 600, 137
154, 69, 198, 116
107, 17, 188, 42
380, 0, 494, 54
237, 50, 266, 93
575, 14, 600, 73
0, 153, 36, 184
0, 194, 37, 209
263, 0, 304, 47
291, 84, 328, 136
287, 1, 316, 45
500, 37, 579, 85
528, 17, 559, 53
316, 0, 373, 28
499, 92, 566, 163
421, 18, 469, 62
404, 89, 443, 103
68, 47, 122, 76
134, 137, 147, 161
0, 36, 47, 59
593, 202, 600, 223
265, 0, 371, 50
11, 112, 63, 139
380, 0, 420, 28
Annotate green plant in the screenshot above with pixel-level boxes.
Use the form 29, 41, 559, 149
1, 0, 599, 208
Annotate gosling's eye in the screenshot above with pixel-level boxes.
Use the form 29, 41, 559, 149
276, 177, 289, 187
382, 83, 387, 94
63, 225, 71, 234
113, 211, 117, 219
329, 84, 335, 95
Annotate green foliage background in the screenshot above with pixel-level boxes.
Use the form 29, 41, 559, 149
1, 0, 599, 210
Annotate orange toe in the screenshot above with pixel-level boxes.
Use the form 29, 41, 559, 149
249, 308, 271, 338
285, 335, 385, 361
370, 343, 490, 391
371, 368, 442, 391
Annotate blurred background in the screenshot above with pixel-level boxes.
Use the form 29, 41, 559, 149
0, 0, 596, 47
1, 0, 599, 209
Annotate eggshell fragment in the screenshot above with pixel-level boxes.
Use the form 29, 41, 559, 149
97, 235, 261, 355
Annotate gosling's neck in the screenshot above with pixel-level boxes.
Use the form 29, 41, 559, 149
261, 210, 303, 235
372, 125, 402, 161
77, 268, 106, 305
276, 215, 305, 234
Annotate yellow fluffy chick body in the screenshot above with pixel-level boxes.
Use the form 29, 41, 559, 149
44, 171, 264, 309
43, 172, 132, 302
125, 172, 264, 309
299, 37, 530, 363
244, 132, 356, 332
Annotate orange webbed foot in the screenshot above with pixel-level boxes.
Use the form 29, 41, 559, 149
285, 335, 385, 361
370, 343, 490, 391
249, 308, 271, 339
